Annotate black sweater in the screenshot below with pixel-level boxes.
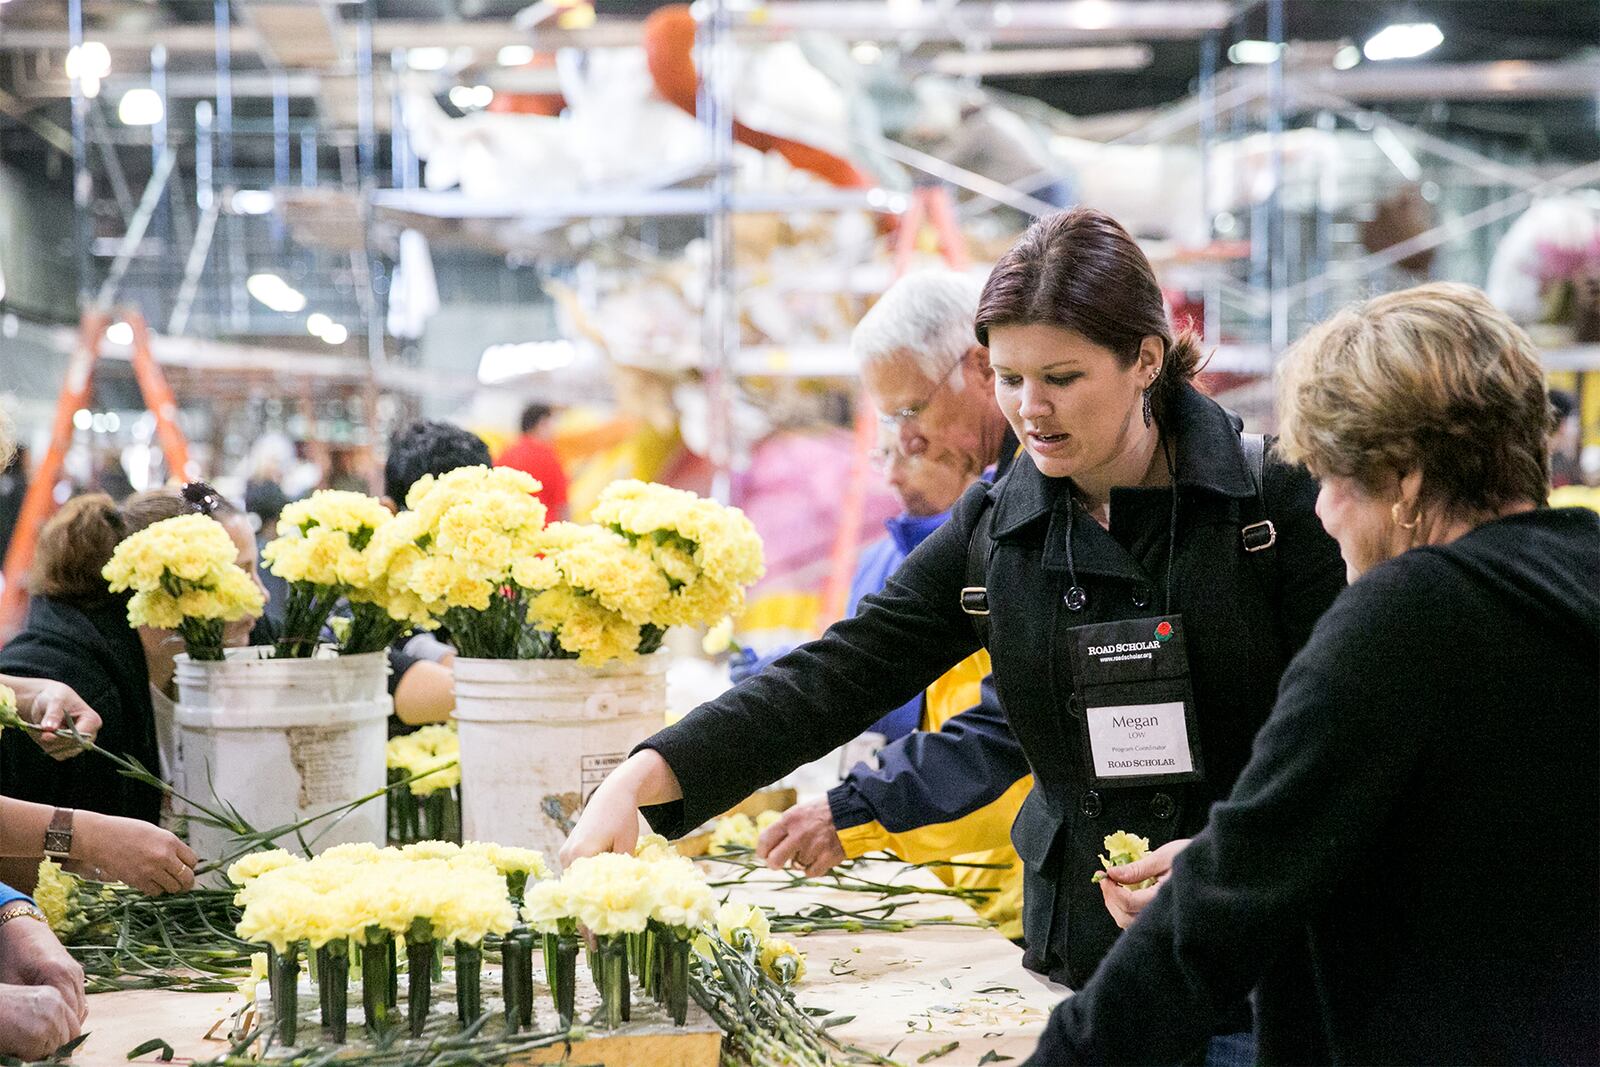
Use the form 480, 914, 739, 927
0, 595, 162, 823
1027, 506, 1600, 1066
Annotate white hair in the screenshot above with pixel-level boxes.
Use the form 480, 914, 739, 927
851, 270, 984, 385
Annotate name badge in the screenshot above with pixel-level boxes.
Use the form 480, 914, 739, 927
1085, 700, 1194, 779
1068, 614, 1205, 788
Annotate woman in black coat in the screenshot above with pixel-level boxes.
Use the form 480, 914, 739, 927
565, 207, 1347, 1033
1025, 283, 1600, 1065
0, 486, 266, 824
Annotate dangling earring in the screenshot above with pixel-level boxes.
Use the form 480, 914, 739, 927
1390, 501, 1419, 530
1141, 386, 1153, 428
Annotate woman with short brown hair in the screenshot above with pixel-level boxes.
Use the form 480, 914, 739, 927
568, 208, 1350, 1063
1025, 282, 1599, 1064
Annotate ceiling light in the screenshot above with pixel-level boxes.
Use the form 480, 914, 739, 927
932, 45, 1152, 77
246, 272, 307, 314
320, 323, 348, 345
230, 189, 275, 215
477, 340, 577, 385
448, 84, 493, 110
65, 41, 111, 81
73, 409, 93, 431
1069, 0, 1115, 30
81, 74, 102, 99
555, 3, 594, 30
117, 87, 163, 126
1362, 22, 1443, 62
406, 46, 450, 72
1228, 40, 1284, 65
306, 312, 332, 337
1333, 44, 1361, 70
105, 321, 133, 346
851, 41, 882, 64
498, 45, 534, 66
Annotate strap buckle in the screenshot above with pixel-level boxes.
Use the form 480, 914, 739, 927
1241, 520, 1277, 553
959, 586, 990, 616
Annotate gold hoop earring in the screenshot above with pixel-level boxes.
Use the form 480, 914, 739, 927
1391, 502, 1420, 530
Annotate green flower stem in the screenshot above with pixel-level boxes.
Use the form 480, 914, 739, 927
551, 933, 578, 1028
454, 941, 483, 1025
317, 943, 349, 1043
665, 931, 690, 1027
387, 936, 398, 1009
424, 792, 446, 840
501, 937, 522, 1034
271, 943, 300, 1046
360, 937, 391, 1032
341, 602, 409, 656
511, 932, 535, 1029
597, 937, 629, 1030
177, 617, 227, 661
406, 937, 434, 1038
275, 583, 344, 658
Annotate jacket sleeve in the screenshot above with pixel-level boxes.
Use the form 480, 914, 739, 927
0, 882, 33, 911
1265, 448, 1348, 659
1024, 564, 1436, 1066
827, 674, 1032, 864
637, 483, 990, 837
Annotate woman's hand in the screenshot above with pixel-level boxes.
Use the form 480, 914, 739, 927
73, 812, 197, 896
559, 750, 681, 867
7, 679, 101, 759
0, 914, 86, 1025
1099, 837, 1191, 929
756, 798, 847, 878
0, 985, 81, 1060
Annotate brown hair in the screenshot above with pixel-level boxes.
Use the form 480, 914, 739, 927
31, 486, 239, 602
1277, 282, 1550, 516
974, 208, 1202, 421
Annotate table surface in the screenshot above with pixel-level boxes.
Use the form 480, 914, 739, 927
74, 859, 1065, 1067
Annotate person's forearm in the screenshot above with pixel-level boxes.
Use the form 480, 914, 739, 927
609, 750, 682, 807
392, 661, 455, 725
0, 801, 113, 869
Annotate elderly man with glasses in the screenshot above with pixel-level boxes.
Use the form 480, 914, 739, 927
755, 270, 1033, 941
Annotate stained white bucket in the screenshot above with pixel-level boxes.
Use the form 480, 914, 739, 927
173, 646, 391, 867
453, 652, 668, 862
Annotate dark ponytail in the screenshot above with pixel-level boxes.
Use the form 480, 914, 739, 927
975, 207, 1203, 422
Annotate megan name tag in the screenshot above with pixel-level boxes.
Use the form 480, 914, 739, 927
1084, 700, 1194, 779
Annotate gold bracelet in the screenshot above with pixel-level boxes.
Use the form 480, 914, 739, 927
0, 902, 48, 931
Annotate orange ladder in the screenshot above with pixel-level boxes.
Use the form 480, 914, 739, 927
0, 309, 192, 640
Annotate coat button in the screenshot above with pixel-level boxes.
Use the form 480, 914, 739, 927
1130, 585, 1151, 609
1080, 790, 1102, 818
1064, 586, 1089, 612
1150, 792, 1176, 820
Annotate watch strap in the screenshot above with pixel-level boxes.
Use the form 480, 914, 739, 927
42, 807, 74, 860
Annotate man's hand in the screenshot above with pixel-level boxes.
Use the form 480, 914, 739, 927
0, 985, 81, 1060
1099, 837, 1191, 929
14, 681, 100, 759
756, 798, 847, 878
0, 914, 87, 1024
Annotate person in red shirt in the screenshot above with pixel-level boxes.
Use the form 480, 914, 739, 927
496, 403, 569, 518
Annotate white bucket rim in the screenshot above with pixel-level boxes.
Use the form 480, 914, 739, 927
175, 697, 392, 730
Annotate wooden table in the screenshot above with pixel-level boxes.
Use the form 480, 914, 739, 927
74, 860, 1064, 1067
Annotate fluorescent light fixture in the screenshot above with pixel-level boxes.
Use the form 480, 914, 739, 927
1333, 44, 1361, 70
407, 46, 450, 72
1363, 22, 1442, 62
320, 323, 348, 345
498, 44, 535, 66
1372, 125, 1422, 181
66, 42, 111, 81
1228, 40, 1284, 65
306, 312, 333, 337
73, 409, 93, 431
1069, 0, 1116, 30
230, 189, 276, 215
246, 272, 307, 314
105, 321, 134, 346
117, 87, 163, 126
477, 340, 577, 385
932, 44, 1152, 77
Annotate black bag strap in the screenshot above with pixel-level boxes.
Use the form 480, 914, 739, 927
1239, 431, 1282, 591
960, 497, 998, 647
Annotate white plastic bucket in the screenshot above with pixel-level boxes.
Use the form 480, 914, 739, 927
452, 652, 668, 862
173, 646, 391, 867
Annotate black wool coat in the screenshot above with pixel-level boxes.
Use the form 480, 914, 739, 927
0, 594, 162, 823
641, 383, 1347, 989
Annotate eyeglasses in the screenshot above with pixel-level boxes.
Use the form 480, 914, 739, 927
875, 359, 962, 429
181, 481, 226, 517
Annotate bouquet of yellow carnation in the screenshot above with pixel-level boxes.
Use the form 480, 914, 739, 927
386, 725, 461, 844
590, 480, 766, 630
261, 490, 409, 658
102, 514, 264, 660
516, 522, 672, 666
381, 466, 550, 659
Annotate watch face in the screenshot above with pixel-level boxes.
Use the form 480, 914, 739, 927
43, 830, 72, 856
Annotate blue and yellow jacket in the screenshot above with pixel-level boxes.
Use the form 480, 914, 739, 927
830, 517, 1031, 940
